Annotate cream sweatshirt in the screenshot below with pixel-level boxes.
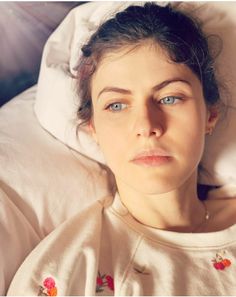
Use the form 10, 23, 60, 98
7, 192, 236, 296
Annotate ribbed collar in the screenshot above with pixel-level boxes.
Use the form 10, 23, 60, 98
110, 192, 236, 249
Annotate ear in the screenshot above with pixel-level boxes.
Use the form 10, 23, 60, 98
205, 105, 220, 134
88, 120, 98, 143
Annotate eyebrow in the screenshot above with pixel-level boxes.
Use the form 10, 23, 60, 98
97, 78, 192, 99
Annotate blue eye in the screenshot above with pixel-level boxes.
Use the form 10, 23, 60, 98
107, 102, 127, 112
160, 96, 181, 105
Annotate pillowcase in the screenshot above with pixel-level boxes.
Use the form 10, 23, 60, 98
0, 85, 115, 237
174, 2, 236, 186
34, 1, 236, 187
34, 1, 144, 164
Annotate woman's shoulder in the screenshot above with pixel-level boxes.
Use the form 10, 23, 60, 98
7, 195, 114, 296
18, 194, 113, 255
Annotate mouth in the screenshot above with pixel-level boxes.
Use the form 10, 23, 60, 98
130, 149, 172, 167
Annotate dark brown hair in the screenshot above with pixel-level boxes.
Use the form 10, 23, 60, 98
75, 2, 223, 129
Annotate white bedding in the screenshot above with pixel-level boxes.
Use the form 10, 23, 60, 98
1, 1, 236, 295
0, 86, 114, 294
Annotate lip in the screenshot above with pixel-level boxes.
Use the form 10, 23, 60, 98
131, 149, 172, 167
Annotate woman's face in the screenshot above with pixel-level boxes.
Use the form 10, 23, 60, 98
90, 44, 210, 194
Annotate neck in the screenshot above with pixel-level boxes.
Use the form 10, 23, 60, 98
116, 171, 206, 233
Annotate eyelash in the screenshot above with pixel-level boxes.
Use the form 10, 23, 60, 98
105, 102, 127, 112
159, 96, 182, 105
105, 96, 182, 112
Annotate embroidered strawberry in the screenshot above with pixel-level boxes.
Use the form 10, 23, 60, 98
222, 258, 231, 267
213, 261, 225, 270
38, 277, 57, 296
43, 277, 56, 290
96, 271, 114, 293
47, 287, 57, 296
96, 276, 104, 287
212, 251, 232, 271
105, 275, 114, 291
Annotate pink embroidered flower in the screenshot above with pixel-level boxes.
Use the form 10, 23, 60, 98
43, 277, 56, 290
106, 275, 114, 291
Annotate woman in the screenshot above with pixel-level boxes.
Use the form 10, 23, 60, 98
7, 3, 236, 296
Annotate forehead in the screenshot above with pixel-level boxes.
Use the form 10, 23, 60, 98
94, 43, 170, 76
91, 43, 200, 96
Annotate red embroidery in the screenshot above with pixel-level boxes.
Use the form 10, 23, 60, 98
105, 275, 114, 291
38, 277, 58, 296
97, 276, 103, 286
96, 271, 114, 293
212, 251, 232, 270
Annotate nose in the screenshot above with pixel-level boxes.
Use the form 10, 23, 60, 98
133, 104, 164, 138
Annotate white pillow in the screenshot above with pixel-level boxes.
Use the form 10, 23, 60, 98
174, 2, 236, 186
0, 85, 115, 236
34, 1, 236, 187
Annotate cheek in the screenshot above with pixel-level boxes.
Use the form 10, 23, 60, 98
176, 104, 206, 163
93, 118, 128, 169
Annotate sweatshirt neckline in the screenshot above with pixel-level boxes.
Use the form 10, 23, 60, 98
110, 192, 236, 249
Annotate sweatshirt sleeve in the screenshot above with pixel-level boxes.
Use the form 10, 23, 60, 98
7, 200, 105, 296
0, 188, 40, 295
